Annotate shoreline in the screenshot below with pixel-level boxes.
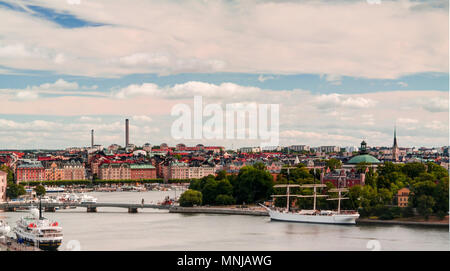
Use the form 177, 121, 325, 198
356, 218, 449, 228
169, 206, 269, 216
169, 206, 449, 228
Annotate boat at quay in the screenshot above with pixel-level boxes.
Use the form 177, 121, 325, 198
13, 199, 63, 250
263, 184, 359, 225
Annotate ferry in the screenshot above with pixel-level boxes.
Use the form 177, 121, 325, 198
13, 201, 63, 250
263, 184, 359, 225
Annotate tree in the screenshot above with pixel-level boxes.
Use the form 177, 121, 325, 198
235, 165, 274, 204
215, 194, 235, 205
6, 183, 26, 199
202, 179, 219, 205
215, 170, 227, 181
34, 185, 46, 197
402, 162, 426, 179
416, 195, 435, 220
326, 158, 342, 170
179, 189, 202, 207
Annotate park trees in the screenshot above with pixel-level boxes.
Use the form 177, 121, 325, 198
179, 189, 202, 207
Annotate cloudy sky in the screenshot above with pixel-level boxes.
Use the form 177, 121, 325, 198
0, 0, 448, 149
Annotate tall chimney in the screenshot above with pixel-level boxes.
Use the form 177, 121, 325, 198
125, 119, 129, 146
91, 129, 94, 148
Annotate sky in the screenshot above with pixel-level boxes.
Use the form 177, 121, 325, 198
0, 0, 448, 150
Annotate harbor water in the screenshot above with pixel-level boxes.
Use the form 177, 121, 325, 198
1, 191, 449, 251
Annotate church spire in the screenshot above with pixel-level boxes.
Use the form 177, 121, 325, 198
392, 125, 399, 162
393, 125, 398, 147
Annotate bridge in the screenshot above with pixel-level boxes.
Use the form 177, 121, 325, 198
0, 202, 171, 213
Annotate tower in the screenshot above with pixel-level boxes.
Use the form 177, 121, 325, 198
125, 119, 129, 147
91, 129, 94, 148
392, 126, 399, 162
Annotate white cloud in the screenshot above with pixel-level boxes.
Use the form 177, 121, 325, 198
132, 115, 153, 123
0, 0, 446, 78
425, 120, 446, 130
315, 93, 376, 110
258, 75, 277, 82
397, 118, 418, 124
79, 116, 102, 122
15, 90, 39, 100
324, 74, 342, 85
36, 79, 78, 91
422, 97, 449, 112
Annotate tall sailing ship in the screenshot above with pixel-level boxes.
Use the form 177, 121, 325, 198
13, 199, 63, 250
263, 183, 360, 225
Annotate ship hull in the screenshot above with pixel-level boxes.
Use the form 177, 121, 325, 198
15, 232, 62, 251
268, 210, 359, 225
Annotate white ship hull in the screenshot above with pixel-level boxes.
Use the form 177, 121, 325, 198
268, 210, 359, 225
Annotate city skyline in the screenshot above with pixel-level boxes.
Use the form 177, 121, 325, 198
0, 0, 448, 149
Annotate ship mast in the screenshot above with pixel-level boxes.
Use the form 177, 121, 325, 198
296, 184, 327, 211
327, 188, 349, 214
272, 184, 301, 211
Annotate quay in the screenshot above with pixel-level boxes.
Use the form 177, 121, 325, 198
0, 202, 171, 213
0, 236, 41, 251
169, 206, 270, 216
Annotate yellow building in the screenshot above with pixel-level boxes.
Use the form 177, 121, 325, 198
397, 187, 410, 208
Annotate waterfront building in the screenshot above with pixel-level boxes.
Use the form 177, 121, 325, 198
0, 170, 7, 202
16, 161, 45, 182
397, 187, 410, 208
130, 164, 157, 180
162, 161, 215, 179
42, 161, 86, 181
99, 163, 131, 180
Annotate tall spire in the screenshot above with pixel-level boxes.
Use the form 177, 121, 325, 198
392, 125, 399, 161
393, 125, 398, 147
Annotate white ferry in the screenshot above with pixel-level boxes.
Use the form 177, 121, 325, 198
13, 203, 63, 250
264, 183, 359, 225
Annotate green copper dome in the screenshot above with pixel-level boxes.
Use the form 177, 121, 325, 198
347, 154, 381, 164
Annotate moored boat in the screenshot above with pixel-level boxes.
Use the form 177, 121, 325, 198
13, 200, 63, 250
264, 183, 359, 225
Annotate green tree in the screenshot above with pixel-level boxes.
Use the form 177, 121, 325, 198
202, 178, 219, 205
235, 165, 274, 204
34, 185, 46, 197
215, 170, 227, 181
402, 162, 426, 179
179, 189, 202, 207
6, 183, 26, 199
416, 195, 435, 220
326, 158, 342, 170
215, 194, 236, 205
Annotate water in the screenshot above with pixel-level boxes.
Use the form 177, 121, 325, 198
1, 191, 449, 251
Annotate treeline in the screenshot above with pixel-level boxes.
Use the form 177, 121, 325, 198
179, 163, 274, 207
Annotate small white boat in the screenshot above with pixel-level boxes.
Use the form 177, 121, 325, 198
79, 194, 97, 204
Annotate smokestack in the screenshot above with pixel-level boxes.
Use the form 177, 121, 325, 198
125, 119, 129, 146
91, 129, 94, 148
